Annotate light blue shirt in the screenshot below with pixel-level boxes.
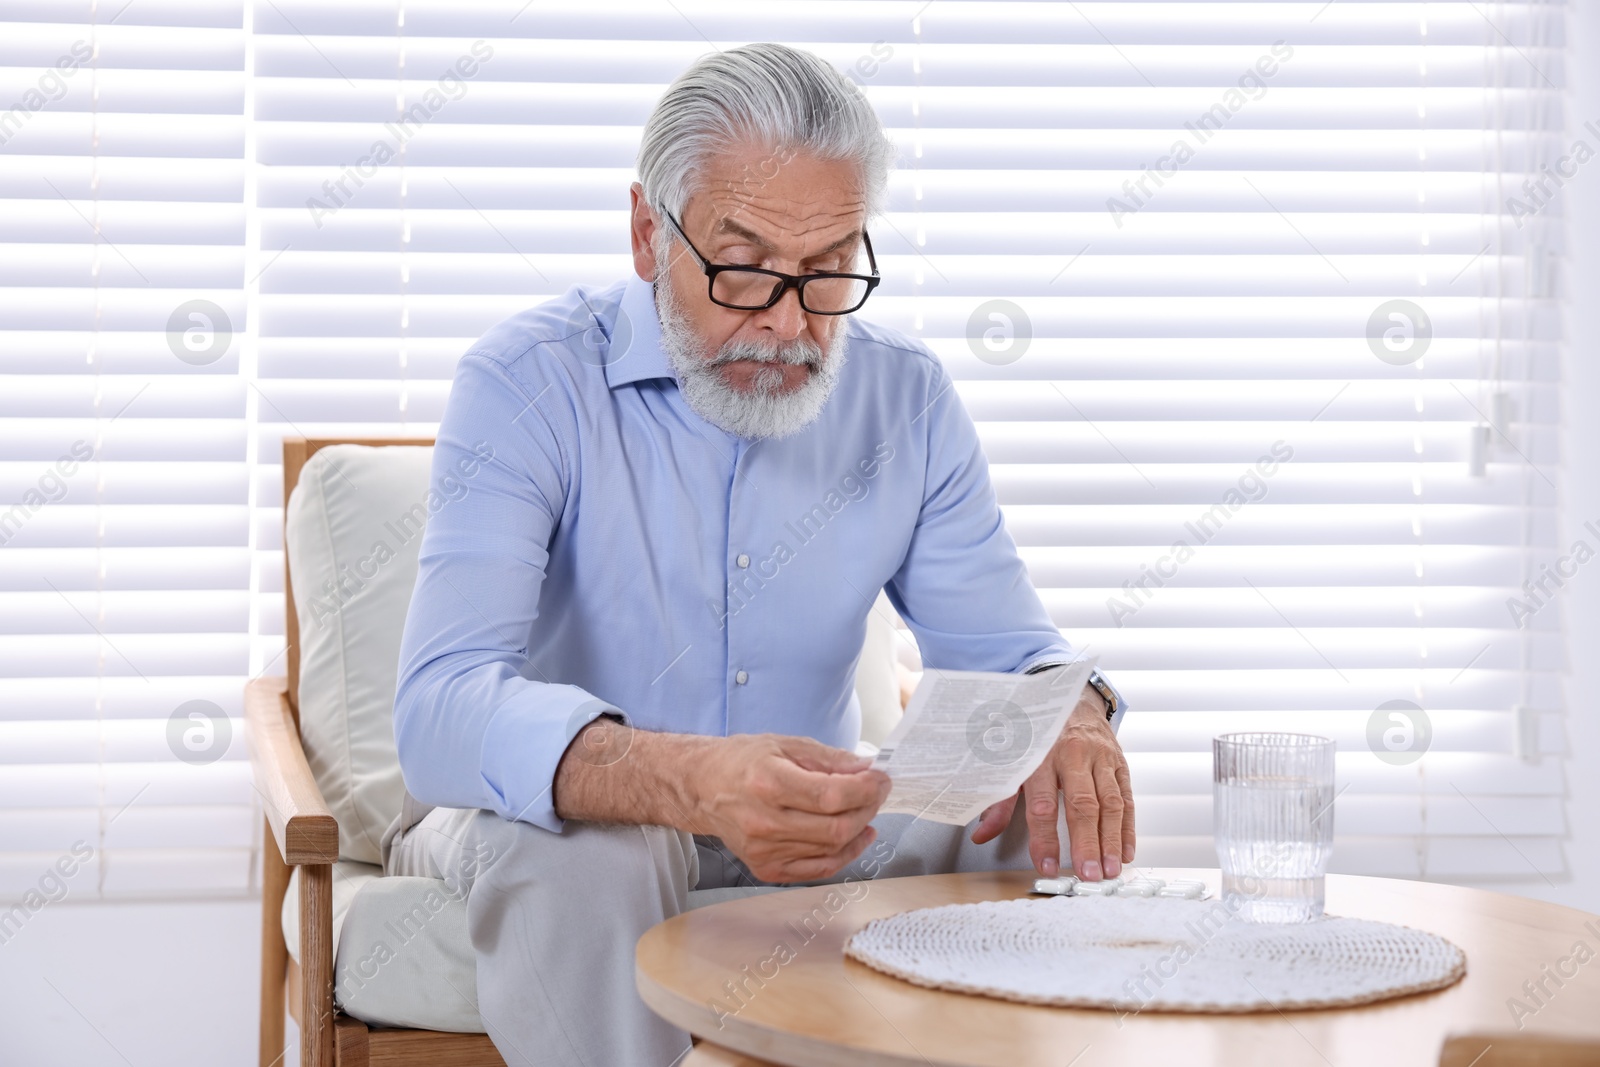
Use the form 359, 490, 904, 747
394, 273, 1116, 833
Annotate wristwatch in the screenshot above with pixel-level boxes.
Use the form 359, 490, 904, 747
1026, 662, 1120, 723
1085, 669, 1120, 722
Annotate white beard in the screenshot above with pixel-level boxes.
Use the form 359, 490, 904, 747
654, 268, 848, 441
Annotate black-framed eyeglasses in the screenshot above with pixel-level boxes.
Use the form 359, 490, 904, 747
662, 211, 880, 316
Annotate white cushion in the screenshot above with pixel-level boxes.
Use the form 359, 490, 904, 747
282, 862, 787, 1032
283, 861, 381, 969
284, 861, 485, 1032
855, 591, 904, 748
284, 445, 434, 866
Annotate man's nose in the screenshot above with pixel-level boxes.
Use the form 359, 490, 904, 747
748, 284, 807, 341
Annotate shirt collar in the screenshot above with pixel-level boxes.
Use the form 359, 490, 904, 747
603, 272, 676, 389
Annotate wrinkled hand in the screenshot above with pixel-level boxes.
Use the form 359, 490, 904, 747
692, 734, 891, 883
968, 689, 1135, 881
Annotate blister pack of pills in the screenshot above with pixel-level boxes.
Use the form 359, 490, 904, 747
1030, 875, 1209, 900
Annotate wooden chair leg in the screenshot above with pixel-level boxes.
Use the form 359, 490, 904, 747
334, 1016, 370, 1067
1441, 1033, 1600, 1066
300, 863, 336, 1067
260, 816, 292, 1067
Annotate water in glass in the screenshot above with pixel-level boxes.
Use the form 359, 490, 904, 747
1213, 732, 1336, 923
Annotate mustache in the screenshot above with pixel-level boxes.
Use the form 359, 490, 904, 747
706, 336, 824, 369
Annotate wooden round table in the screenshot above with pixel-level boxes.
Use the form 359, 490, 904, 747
636, 867, 1600, 1067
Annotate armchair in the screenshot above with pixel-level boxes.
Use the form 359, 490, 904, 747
251, 435, 503, 1067
250, 436, 914, 1067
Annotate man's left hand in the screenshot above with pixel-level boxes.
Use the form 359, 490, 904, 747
968, 687, 1135, 881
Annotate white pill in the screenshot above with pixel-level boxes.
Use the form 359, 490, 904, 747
1031, 877, 1078, 895
1158, 884, 1206, 899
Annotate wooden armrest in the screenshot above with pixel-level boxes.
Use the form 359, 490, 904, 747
246, 676, 339, 865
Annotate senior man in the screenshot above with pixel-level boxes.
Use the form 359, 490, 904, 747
387, 42, 1134, 1066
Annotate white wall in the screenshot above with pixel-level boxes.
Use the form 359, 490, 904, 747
1481, 1, 1600, 916
1551, 0, 1600, 916
0, 899, 260, 1067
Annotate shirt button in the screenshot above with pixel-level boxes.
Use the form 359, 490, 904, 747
735, 670, 749, 685
736, 553, 750, 568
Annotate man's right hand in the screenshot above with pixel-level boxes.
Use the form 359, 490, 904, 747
690, 734, 890, 883
553, 722, 890, 883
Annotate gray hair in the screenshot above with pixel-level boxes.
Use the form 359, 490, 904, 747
636, 42, 897, 223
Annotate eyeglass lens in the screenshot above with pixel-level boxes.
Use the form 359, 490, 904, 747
711, 270, 870, 313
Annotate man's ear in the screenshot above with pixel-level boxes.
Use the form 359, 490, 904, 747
629, 183, 659, 282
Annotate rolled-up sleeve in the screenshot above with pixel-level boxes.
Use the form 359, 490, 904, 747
886, 358, 1128, 727
393, 350, 619, 833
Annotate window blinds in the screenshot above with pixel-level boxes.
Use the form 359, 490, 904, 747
0, 0, 251, 900
0, 0, 1567, 899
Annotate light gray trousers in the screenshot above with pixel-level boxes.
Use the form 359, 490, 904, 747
385, 800, 1045, 1067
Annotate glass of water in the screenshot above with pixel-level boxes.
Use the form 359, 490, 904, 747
1213, 732, 1336, 923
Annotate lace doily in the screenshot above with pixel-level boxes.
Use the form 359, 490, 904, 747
845, 896, 1466, 1013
